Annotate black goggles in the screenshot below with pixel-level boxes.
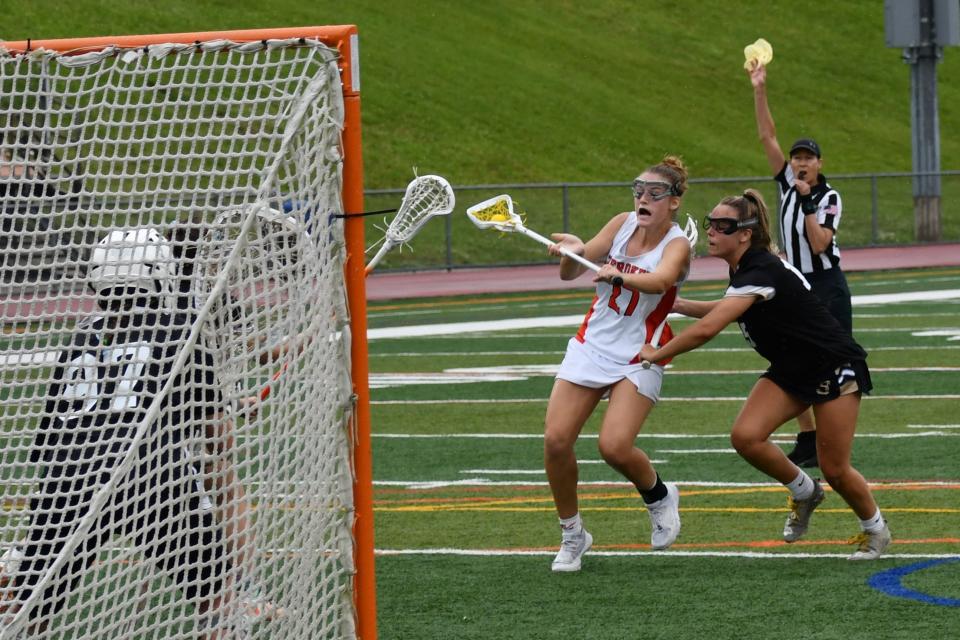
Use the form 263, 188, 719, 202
702, 215, 758, 235
632, 179, 677, 201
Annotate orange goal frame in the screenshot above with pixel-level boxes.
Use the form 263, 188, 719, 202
3, 26, 376, 640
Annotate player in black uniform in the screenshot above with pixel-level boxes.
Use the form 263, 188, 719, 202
639, 189, 891, 560
10, 228, 233, 636
747, 61, 853, 468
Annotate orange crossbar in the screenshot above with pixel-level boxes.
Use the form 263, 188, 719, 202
2, 26, 360, 95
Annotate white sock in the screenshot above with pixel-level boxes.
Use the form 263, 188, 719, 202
860, 509, 885, 533
559, 513, 582, 537
785, 470, 815, 500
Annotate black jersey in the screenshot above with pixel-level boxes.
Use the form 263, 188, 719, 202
726, 248, 866, 384
34, 310, 220, 466
19, 310, 228, 615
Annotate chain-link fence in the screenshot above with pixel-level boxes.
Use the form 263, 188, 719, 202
363, 171, 960, 271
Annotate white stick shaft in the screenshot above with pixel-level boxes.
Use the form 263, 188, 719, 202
641, 316, 670, 369
364, 240, 394, 275
649, 317, 668, 348
518, 226, 601, 273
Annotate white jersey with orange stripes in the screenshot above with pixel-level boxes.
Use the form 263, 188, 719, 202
573, 217, 687, 365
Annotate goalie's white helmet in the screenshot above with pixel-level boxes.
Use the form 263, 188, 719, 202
88, 228, 177, 311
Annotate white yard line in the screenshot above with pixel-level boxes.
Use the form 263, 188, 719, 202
369, 289, 960, 339
372, 394, 960, 405
374, 478, 959, 489
373, 431, 959, 440
373, 548, 960, 560
908, 424, 960, 429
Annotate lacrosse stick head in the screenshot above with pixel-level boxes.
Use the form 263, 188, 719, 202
465, 194, 525, 233
195, 204, 311, 392
384, 174, 456, 245
683, 214, 699, 252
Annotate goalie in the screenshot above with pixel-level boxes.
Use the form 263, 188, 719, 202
2, 228, 235, 637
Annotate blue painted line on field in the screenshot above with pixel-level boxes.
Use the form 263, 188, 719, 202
868, 557, 960, 607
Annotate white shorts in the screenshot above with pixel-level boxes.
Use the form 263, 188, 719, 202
555, 338, 664, 403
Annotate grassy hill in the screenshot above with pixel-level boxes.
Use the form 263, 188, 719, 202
3, 0, 959, 266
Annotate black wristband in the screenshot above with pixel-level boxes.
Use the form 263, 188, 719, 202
799, 194, 817, 215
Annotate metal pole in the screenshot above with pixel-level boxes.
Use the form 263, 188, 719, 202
445, 214, 453, 271
906, 0, 943, 241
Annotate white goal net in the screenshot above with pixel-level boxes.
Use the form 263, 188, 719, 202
0, 31, 361, 639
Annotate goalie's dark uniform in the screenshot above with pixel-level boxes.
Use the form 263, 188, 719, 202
17, 306, 228, 619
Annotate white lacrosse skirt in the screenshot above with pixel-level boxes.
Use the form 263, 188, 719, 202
555, 338, 664, 402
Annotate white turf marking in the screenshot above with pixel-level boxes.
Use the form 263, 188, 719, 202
368, 289, 960, 340
371, 394, 960, 405
374, 478, 958, 489
374, 431, 958, 440
460, 461, 667, 474
912, 329, 960, 341
908, 424, 960, 429
856, 312, 959, 318
655, 448, 737, 454
371, 345, 958, 359
374, 548, 959, 560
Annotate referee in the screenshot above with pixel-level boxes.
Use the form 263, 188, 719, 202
747, 60, 853, 469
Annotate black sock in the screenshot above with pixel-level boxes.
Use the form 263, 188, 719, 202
797, 431, 816, 446
640, 474, 668, 504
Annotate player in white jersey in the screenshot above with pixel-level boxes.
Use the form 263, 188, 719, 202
542, 156, 692, 571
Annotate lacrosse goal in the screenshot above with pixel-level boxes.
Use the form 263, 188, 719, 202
0, 26, 375, 639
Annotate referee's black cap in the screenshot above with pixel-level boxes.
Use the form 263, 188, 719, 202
789, 138, 821, 158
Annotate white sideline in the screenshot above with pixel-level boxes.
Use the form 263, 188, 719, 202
374, 548, 960, 560
372, 431, 960, 439
368, 289, 960, 339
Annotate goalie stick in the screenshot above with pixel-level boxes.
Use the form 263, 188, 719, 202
364, 174, 455, 274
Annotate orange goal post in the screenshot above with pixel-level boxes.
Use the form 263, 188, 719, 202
0, 26, 375, 639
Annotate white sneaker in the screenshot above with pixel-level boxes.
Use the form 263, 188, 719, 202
647, 483, 681, 550
783, 479, 825, 543
551, 528, 593, 572
848, 523, 892, 561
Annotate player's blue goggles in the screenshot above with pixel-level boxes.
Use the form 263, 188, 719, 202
702, 215, 758, 235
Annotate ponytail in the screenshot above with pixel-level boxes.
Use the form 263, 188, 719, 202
718, 188, 776, 252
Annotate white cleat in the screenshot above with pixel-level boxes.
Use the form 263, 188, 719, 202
783, 479, 825, 543
848, 524, 892, 561
551, 529, 593, 572
647, 483, 681, 550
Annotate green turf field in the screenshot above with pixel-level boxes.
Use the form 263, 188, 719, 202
367, 267, 960, 639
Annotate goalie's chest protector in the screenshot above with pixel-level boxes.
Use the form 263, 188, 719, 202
574, 217, 685, 365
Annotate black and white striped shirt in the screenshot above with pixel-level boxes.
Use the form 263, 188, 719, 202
774, 163, 842, 273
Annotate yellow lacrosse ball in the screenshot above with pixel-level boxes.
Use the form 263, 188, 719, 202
488, 213, 510, 222
743, 38, 773, 70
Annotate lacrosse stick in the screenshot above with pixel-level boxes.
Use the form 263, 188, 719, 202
641, 214, 699, 369
466, 194, 624, 286
195, 204, 313, 402
364, 174, 456, 274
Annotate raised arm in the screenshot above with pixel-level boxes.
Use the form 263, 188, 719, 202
747, 63, 785, 175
